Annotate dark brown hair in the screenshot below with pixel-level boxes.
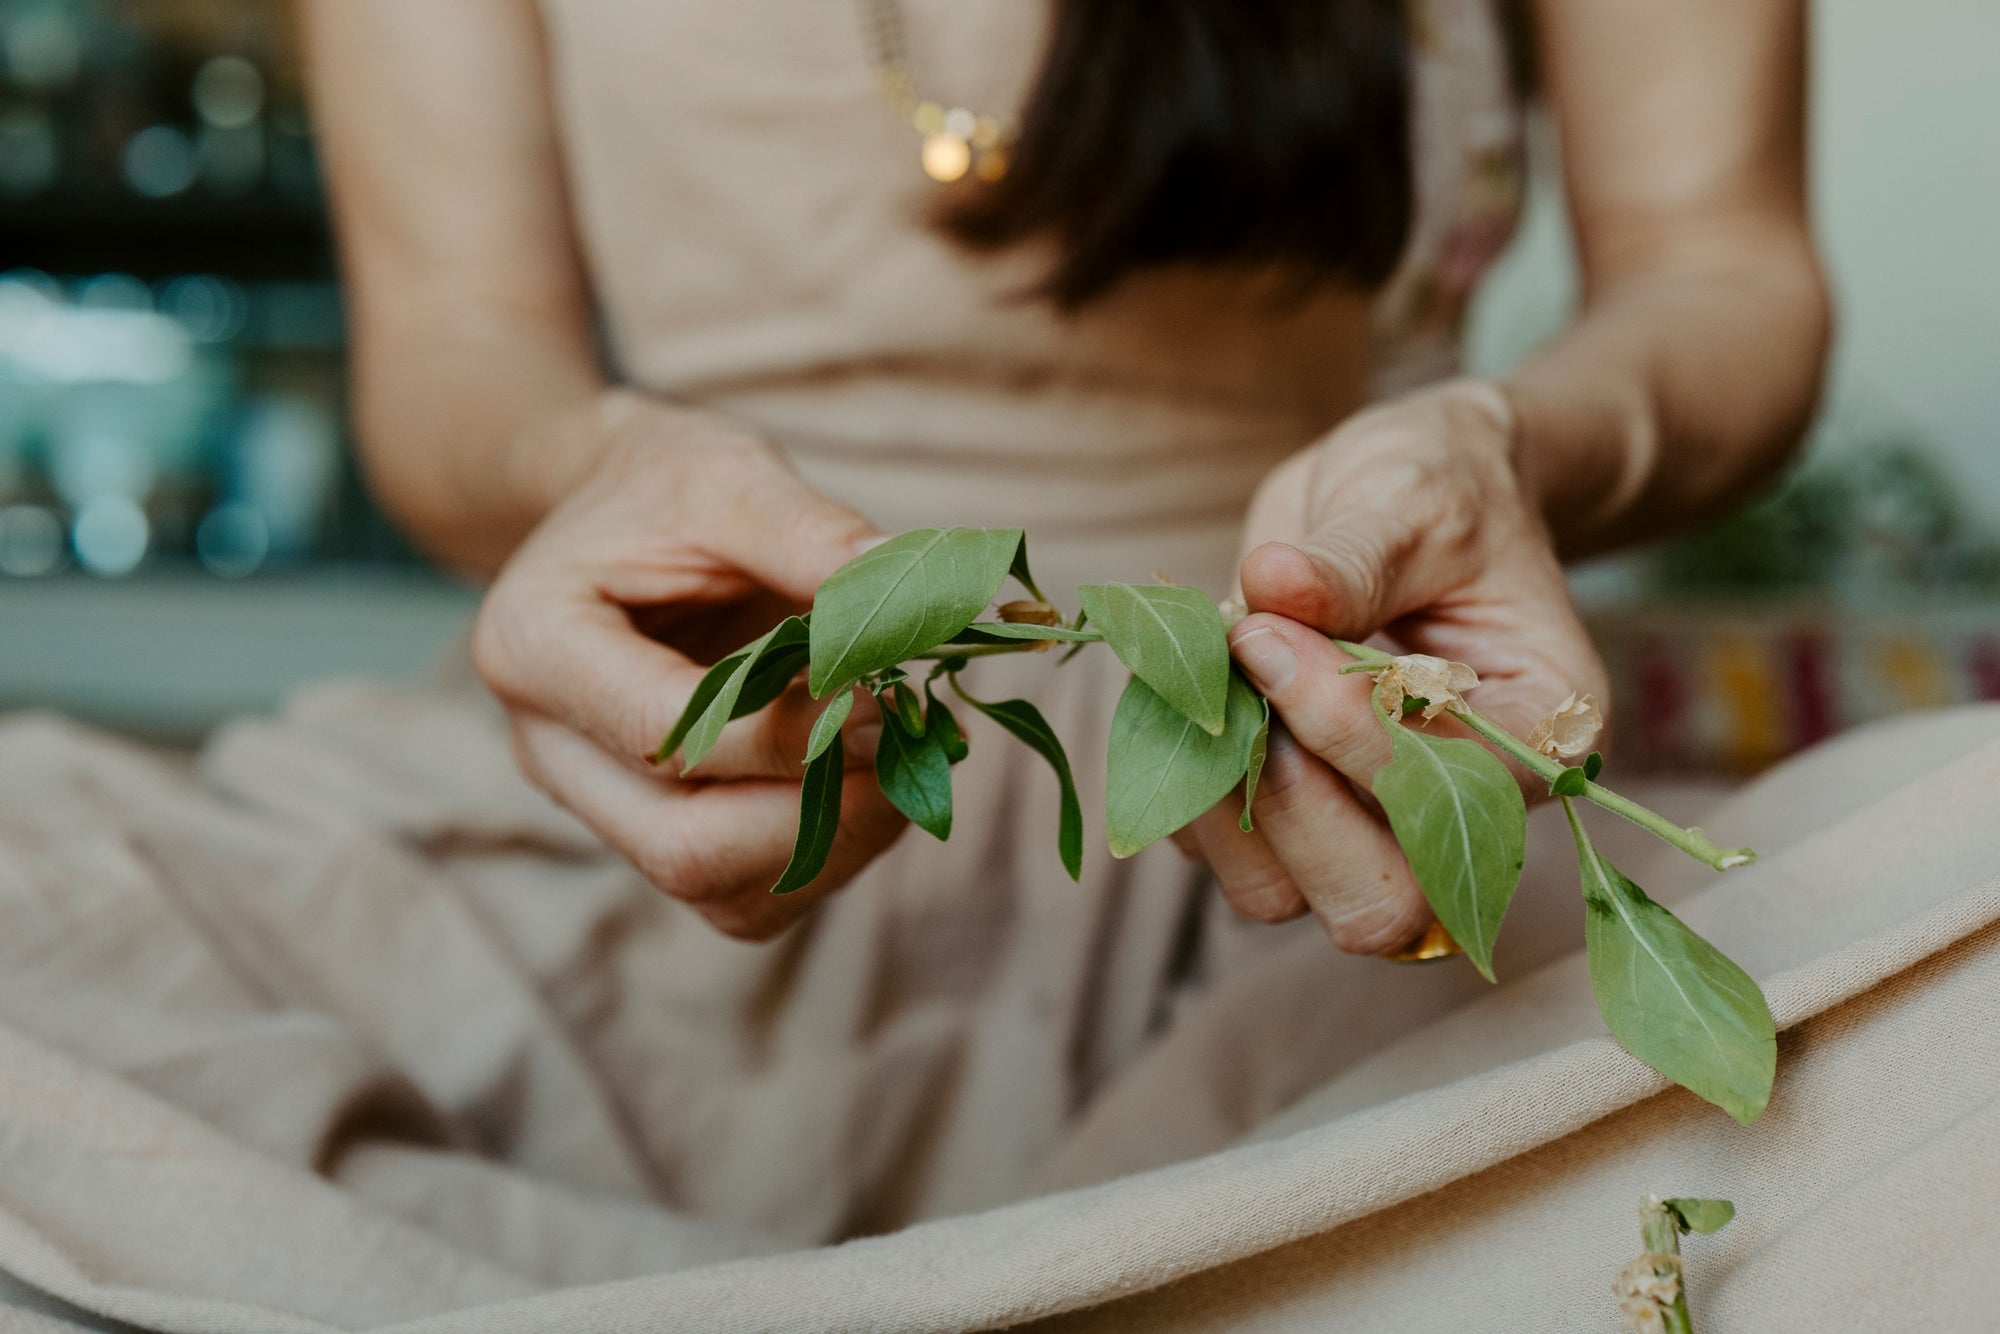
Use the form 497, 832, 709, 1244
940, 0, 1415, 309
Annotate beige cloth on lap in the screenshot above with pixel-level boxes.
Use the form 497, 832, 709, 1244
0, 696, 1996, 1332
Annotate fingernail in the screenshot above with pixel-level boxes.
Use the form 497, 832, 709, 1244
1231, 627, 1297, 693
842, 719, 883, 765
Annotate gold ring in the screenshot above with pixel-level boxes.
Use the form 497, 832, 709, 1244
1384, 920, 1463, 963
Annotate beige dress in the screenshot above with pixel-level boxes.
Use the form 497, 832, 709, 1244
530, 0, 1524, 1232
3, 4, 2000, 1332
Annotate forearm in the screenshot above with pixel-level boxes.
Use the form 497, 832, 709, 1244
347, 285, 611, 576
304, 0, 625, 577
1503, 227, 1830, 558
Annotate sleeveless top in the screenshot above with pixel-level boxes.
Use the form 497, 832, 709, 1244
528, 0, 1527, 1239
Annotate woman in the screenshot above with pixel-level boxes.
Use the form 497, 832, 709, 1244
296, 0, 1825, 1230
53, 0, 2000, 1328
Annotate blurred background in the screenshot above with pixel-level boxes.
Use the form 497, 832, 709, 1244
0, 0, 473, 742
0, 0, 1995, 771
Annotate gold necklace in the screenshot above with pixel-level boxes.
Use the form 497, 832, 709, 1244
857, 0, 1015, 183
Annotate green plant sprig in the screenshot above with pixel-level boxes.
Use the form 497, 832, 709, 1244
1332, 640, 1754, 872
658, 527, 1778, 1124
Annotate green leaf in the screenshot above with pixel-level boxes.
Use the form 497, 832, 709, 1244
1105, 671, 1263, 857
955, 684, 1083, 880
1664, 1198, 1736, 1234
875, 707, 954, 840
771, 739, 844, 895
1056, 607, 1095, 665
808, 527, 1023, 697
655, 647, 753, 764
925, 685, 970, 765
949, 622, 1102, 645
734, 642, 811, 719
1240, 696, 1271, 833
1077, 583, 1231, 735
1008, 537, 1044, 601
675, 616, 811, 773
886, 681, 926, 737
805, 690, 855, 764
1583, 751, 1605, 781
1372, 716, 1526, 982
1551, 765, 1589, 797
1565, 799, 1776, 1124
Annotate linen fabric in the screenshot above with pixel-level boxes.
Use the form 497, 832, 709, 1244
0, 701, 1997, 1333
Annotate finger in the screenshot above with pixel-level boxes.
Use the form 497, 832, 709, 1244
475, 584, 715, 765
478, 579, 877, 775
707, 767, 908, 940
704, 458, 883, 603
1238, 499, 1463, 639
1237, 402, 1501, 639
512, 716, 904, 937
1250, 729, 1432, 955
1228, 613, 1396, 789
1183, 802, 1308, 924
514, 713, 799, 897
1391, 564, 1614, 788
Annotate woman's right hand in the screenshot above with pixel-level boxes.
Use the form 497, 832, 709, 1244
472, 394, 908, 940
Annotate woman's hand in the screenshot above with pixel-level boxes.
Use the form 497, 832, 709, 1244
1185, 379, 1611, 953
473, 394, 908, 940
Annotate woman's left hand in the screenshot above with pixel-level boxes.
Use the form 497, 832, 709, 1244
1183, 379, 1611, 954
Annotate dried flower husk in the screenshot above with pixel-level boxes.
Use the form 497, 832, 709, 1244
1376, 654, 1480, 722
1613, 1253, 1682, 1334
997, 600, 1061, 627
1530, 691, 1603, 758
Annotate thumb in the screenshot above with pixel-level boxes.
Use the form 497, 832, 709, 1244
1239, 508, 1460, 640
723, 465, 884, 602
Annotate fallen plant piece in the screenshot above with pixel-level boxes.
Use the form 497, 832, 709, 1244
1618, 1196, 1735, 1333
659, 527, 1775, 1121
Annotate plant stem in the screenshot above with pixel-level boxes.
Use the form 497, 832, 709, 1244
1639, 1198, 1695, 1334
1453, 708, 1753, 871
908, 643, 1042, 662
911, 627, 1106, 664
1332, 640, 1755, 873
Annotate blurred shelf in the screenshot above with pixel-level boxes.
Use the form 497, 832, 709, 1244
0, 567, 480, 741
1582, 594, 2000, 775
0, 194, 332, 280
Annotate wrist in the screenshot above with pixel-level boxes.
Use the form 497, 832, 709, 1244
506, 389, 757, 520
500, 390, 625, 523
1497, 370, 1662, 552
1427, 375, 1528, 496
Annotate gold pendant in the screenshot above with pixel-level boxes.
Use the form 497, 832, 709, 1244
921, 131, 971, 183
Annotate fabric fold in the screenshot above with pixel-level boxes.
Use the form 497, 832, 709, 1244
1, 701, 1994, 1332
